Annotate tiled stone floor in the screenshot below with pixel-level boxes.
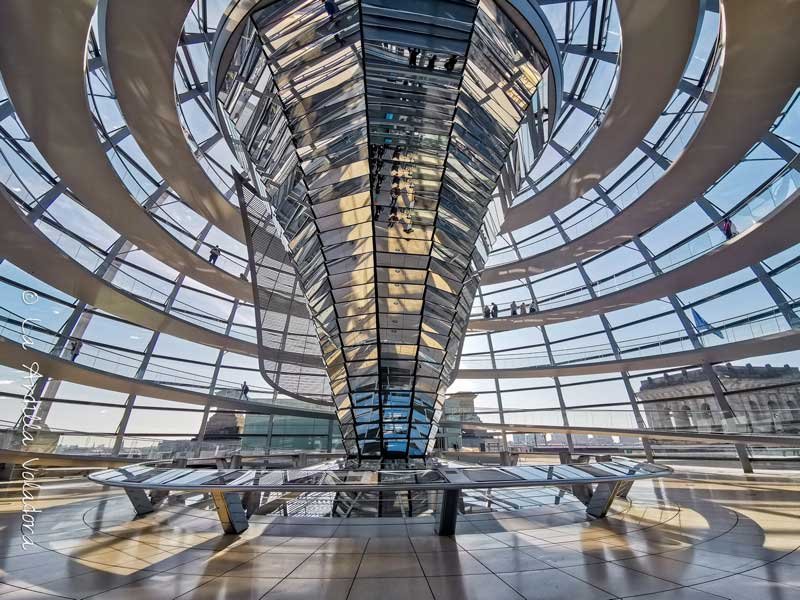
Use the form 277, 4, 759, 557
0, 463, 798, 599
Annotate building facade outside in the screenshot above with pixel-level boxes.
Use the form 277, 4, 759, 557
641, 364, 800, 434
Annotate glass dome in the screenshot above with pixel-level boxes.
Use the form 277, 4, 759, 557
0, 0, 797, 465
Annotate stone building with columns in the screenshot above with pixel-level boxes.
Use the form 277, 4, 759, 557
639, 364, 800, 434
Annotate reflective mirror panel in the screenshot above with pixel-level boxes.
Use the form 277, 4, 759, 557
221, 0, 550, 459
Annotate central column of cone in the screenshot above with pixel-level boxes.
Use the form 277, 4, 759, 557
224, 0, 547, 460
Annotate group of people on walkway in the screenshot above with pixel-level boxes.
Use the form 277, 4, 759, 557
371, 143, 404, 161
478, 215, 740, 321
482, 300, 537, 319
371, 143, 417, 234
408, 48, 459, 73
384, 205, 416, 233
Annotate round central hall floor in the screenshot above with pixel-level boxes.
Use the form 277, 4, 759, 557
0, 463, 798, 599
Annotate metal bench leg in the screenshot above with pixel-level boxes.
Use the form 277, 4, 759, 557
149, 490, 170, 506
735, 444, 753, 474
125, 488, 154, 516
585, 481, 621, 518
242, 491, 261, 517
211, 491, 249, 534
615, 480, 634, 499
570, 483, 593, 505
435, 489, 460, 536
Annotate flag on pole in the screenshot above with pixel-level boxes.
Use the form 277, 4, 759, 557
691, 308, 724, 339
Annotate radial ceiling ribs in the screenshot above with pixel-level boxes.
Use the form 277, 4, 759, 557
100, 0, 289, 265
0, 0, 251, 301
0, 337, 334, 420
498, 0, 699, 232
456, 329, 800, 379
469, 187, 800, 331
0, 185, 325, 370
484, 0, 800, 284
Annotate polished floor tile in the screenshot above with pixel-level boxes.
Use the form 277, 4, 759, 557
356, 553, 423, 578
560, 562, 681, 597
348, 577, 434, 600
485, 532, 548, 548
659, 547, 766, 573
0, 589, 77, 600
468, 548, 552, 573
417, 551, 490, 577
262, 577, 352, 600
365, 536, 414, 554
745, 561, 800, 587
164, 551, 256, 576
267, 537, 326, 554
614, 555, 730, 585
409, 536, 460, 553
521, 544, 604, 567
84, 573, 214, 599
1, 464, 798, 600
499, 569, 614, 600
315, 537, 368, 554
288, 553, 362, 579
22, 569, 155, 598
222, 553, 309, 578
632, 589, 733, 600
693, 573, 800, 599
452, 534, 508, 551
426, 573, 525, 600
175, 575, 281, 599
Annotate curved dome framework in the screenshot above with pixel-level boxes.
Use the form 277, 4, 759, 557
0, 0, 796, 467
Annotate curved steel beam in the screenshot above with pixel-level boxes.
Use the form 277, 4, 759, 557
505, 0, 564, 123
469, 187, 800, 331
456, 329, 800, 379
0, 0, 253, 301
0, 186, 323, 369
100, 0, 289, 265
0, 337, 334, 420
209, 0, 262, 121
499, 0, 699, 232
486, 0, 800, 283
